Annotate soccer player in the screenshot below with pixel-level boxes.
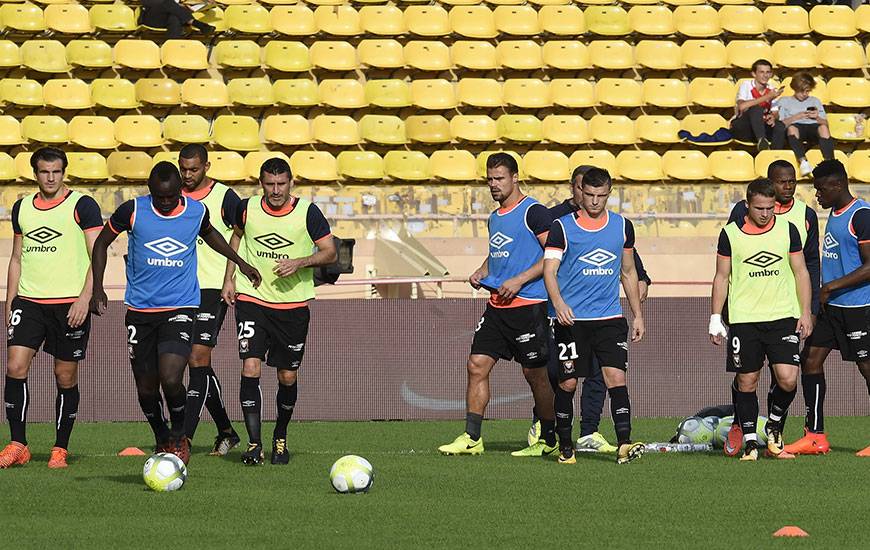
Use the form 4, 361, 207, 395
0, 148, 102, 469
222, 158, 336, 466
709, 178, 813, 461
438, 153, 557, 457
90, 162, 260, 464
178, 144, 242, 456
785, 160, 870, 457
543, 167, 646, 465
721, 160, 820, 456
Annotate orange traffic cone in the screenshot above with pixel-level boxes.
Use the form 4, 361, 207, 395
773, 526, 809, 538
118, 447, 146, 456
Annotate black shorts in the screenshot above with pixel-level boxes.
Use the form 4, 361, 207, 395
728, 318, 800, 374
193, 289, 228, 348
470, 302, 550, 367
806, 305, 870, 363
125, 308, 196, 374
6, 296, 90, 362
553, 318, 628, 380
235, 300, 310, 370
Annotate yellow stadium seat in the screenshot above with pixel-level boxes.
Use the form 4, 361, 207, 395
589, 40, 634, 70
0, 116, 24, 146
405, 6, 451, 37
114, 40, 162, 70
263, 115, 312, 146
709, 150, 756, 182
449, 6, 498, 39
337, 151, 384, 181
212, 115, 261, 151
635, 40, 683, 70
207, 151, 248, 182
682, 39, 728, 69
680, 114, 731, 144
662, 150, 710, 180
214, 40, 262, 68
108, 151, 152, 181
44, 4, 92, 34
289, 151, 338, 182
806, 149, 848, 168
91, 79, 138, 109
596, 78, 642, 108
313, 115, 361, 146
827, 77, 870, 109
360, 6, 406, 36
314, 5, 362, 36
817, 40, 865, 70
858, 4, 870, 33
494, 6, 541, 36
90, 4, 137, 33
629, 6, 675, 36
847, 150, 870, 184
674, 5, 721, 37
0, 41, 21, 70
542, 115, 589, 145
763, 6, 810, 35
498, 115, 543, 143
21, 40, 69, 73
827, 114, 867, 142
590, 115, 636, 145
543, 41, 590, 70
457, 78, 502, 108
451, 115, 498, 143
384, 150, 430, 181
503, 79, 551, 109
642, 79, 689, 108
358, 39, 404, 69
273, 79, 319, 107
810, 5, 856, 37
194, 7, 226, 33
550, 78, 596, 108
754, 151, 799, 178
68, 116, 117, 150
44, 79, 92, 110
496, 40, 543, 70
67, 40, 112, 69
161, 40, 209, 71
263, 41, 310, 72
1, 78, 43, 108
688, 78, 736, 108
430, 150, 477, 181
538, 5, 585, 35
636, 115, 681, 143
720, 6, 764, 35
151, 152, 179, 167
115, 115, 164, 148
365, 79, 412, 109
225, 4, 273, 34
529, 0, 572, 5
163, 115, 211, 144
0, 153, 16, 181
452, 41, 498, 71
585, 6, 630, 36
319, 79, 366, 109
773, 40, 818, 69
181, 79, 229, 108
405, 41, 452, 71
16, 152, 36, 181
569, 150, 617, 176
1, 4, 46, 33
228, 78, 275, 107
523, 151, 569, 182
136, 78, 182, 106
617, 151, 663, 181
726, 40, 772, 69
662, 0, 706, 6
406, 115, 452, 144
22, 115, 67, 144
310, 41, 357, 71
66, 152, 108, 181
270, 5, 317, 37
411, 79, 457, 110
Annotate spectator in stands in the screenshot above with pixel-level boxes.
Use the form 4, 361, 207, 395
139, 0, 215, 39
730, 59, 785, 151
773, 72, 835, 177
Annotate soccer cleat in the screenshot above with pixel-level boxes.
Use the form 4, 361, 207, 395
438, 433, 484, 456
783, 428, 830, 455
856, 445, 870, 457
558, 448, 576, 464
47, 447, 69, 469
527, 419, 541, 446
765, 425, 785, 457
241, 442, 264, 465
511, 440, 558, 457
576, 432, 618, 454
740, 440, 759, 462
0, 442, 31, 468
766, 449, 796, 460
723, 423, 743, 457
209, 431, 241, 457
166, 436, 191, 465
616, 442, 645, 464
271, 438, 290, 465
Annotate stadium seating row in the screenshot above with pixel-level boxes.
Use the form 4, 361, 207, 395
19, 0, 846, 7
3, 149, 869, 183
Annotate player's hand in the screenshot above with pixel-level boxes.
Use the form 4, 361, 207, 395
796, 313, 814, 340
708, 313, 727, 345
631, 315, 645, 343
497, 277, 523, 302
638, 280, 649, 303
89, 287, 108, 316
67, 295, 90, 328
469, 268, 486, 290
767, 87, 784, 100
221, 279, 236, 305
819, 284, 832, 305
239, 262, 262, 288
554, 300, 574, 326
273, 258, 305, 278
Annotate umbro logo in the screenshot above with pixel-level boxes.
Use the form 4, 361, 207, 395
144, 237, 188, 258
254, 233, 293, 251
823, 232, 839, 250
489, 232, 514, 250
25, 226, 62, 244
579, 248, 617, 267
743, 251, 782, 269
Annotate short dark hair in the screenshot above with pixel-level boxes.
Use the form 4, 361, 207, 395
767, 160, 795, 178
581, 167, 612, 188
570, 165, 595, 184
746, 177, 776, 201
179, 144, 208, 164
812, 159, 847, 183
485, 152, 518, 176
751, 59, 772, 72
31, 147, 67, 172
260, 157, 292, 180
790, 71, 816, 92
148, 161, 182, 190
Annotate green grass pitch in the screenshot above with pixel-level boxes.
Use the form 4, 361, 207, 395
1, 418, 867, 549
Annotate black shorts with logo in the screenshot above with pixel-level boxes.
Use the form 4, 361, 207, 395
193, 289, 228, 348
470, 302, 550, 368
235, 300, 310, 370
553, 317, 628, 380
6, 296, 90, 362
805, 304, 870, 362
125, 308, 196, 374
727, 317, 800, 373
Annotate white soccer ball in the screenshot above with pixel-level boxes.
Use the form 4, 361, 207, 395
676, 416, 716, 444
330, 455, 373, 494
143, 452, 187, 492
714, 415, 769, 447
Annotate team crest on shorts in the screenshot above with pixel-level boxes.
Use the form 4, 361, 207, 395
7, 326, 13, 339
240, 339, 249, 353
732, 354, 741, 368
128, 344, 135, 359
562, 360, 575, 374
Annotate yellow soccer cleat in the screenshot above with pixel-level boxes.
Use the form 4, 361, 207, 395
765, 425, 785, 457
616, 442, 645, 464
557, 448, 576, 464
511, 440, 558, 457
576, 432, 618, 454
739, 441, 760, 462
527, 420, 542, 446
438, 433, 484, 456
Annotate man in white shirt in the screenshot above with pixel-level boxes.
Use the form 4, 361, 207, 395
730, 59, 785, 151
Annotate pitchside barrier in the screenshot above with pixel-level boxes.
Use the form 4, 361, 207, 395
2, 298, 867, 422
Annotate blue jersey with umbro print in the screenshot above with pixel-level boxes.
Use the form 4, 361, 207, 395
822, 198, 870, 307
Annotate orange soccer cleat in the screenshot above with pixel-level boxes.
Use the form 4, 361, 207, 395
0, 442, 31, 468
47, 447, 69, 469
856, 445, 870, 457
783, 428, 830, 455
723, 423, 743, 457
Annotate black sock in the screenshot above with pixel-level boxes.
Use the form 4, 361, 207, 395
203, 367, 233, 434
531, 406, 539, 424
183, 368, 209, 439
802, 373, 826, 433
768, 383, 796, 431
735, 390, 759, 444
554, 387, 574, 450
273, 382, 297, 440
164, 386, 186, 438
609, 385, 632, 445
541, 419, 556, 446
4, 377, 28, 445
731, 378, 740, 427
240, 376, 262, 444
54, 385, 79, 449
464, 412, 483, 441
138, 393, 170, 443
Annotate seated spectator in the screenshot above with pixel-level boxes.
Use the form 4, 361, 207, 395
773, 72, 835, 177
730, 59, 785, 151
139, 0, 215, 39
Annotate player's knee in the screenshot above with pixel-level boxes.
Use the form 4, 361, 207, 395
241, 360, 261, 378
54, 370, 77, 388
736, 373, 758, 392
5, 360, 29, 379
277, 369, 297, 385
189, 346, 211, 367
559, 378, 577, 393
466, 356, 490, 378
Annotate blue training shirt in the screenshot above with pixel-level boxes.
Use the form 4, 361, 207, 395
822, 198, 870, 308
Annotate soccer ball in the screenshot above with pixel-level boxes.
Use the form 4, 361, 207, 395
143, 453, 187, 492
714, 416, 769, 447
675, 416, 716, 444
330, 455, 373, 494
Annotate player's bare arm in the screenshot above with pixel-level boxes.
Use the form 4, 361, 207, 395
5, 233, 22, 325
543, 257, 573, 326
498, 232, 548, 301
620, 248, 645, 343
789, 251, 813, 340
201, 224, 262, 288
221, 228, 242, 305
819, 242, 870, 305
709, 254, 731, 346
273, 235, 337, 278
67, 230, 98, 329
469, 257, 488, 289
88, 225, 120, 315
